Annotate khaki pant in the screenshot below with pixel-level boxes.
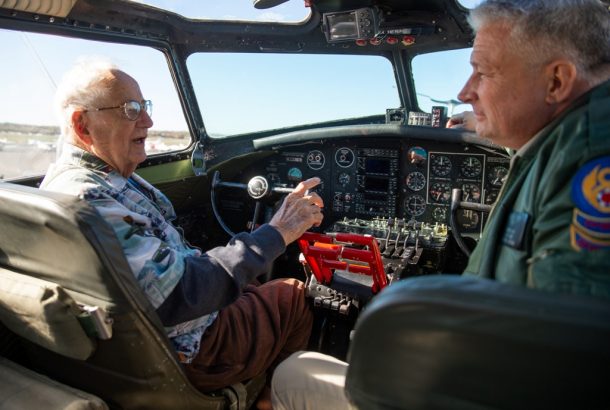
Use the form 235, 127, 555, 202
271, 351, 355, 410
185, 278, 313, 391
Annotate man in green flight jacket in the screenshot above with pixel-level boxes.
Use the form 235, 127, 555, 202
456, 0, 610, 299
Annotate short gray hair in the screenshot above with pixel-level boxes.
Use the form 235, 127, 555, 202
469, 0, 610, 84
54, 57, 118, 139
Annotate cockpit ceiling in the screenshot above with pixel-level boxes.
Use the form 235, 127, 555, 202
0, 0, 472, 55
313, 0, 461, 14
0, 0, 76, 17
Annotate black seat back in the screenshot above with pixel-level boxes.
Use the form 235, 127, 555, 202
345, 275, 610, 409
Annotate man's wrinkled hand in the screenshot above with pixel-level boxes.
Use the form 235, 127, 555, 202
269, 177, 324, 245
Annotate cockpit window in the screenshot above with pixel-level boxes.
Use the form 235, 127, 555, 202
457, 0, 484, 9
188, 53, 400, 138
0, 28, 190, 181
412, 48, 473, 117
129, 0, 311, 23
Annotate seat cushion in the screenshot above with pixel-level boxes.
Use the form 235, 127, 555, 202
0, 357, 108, 409
0, 271, 95, 360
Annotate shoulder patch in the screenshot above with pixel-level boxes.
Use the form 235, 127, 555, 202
571, 156, 610, 217
572, 209, 610, 238
571, 157, 610, 251
570, 225, 610, 251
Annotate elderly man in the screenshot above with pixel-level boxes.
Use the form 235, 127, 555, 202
271, 0, 610, 408
40, 59, 324, 399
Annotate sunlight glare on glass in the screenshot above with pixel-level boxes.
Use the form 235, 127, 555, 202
127, 0, 311, 22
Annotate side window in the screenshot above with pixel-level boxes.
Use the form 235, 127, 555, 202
0, 29, 190, 181
411, 48, 472, 117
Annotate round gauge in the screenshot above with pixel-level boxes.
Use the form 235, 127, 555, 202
429, 181, 452, 203
430, 154, 452, 176
287, 167, 303, 183
404, 195, 426, 217
405, 171, 426, 191
338, 172, 351, 187
485, 190, 500, 205
433, 207, 447, 223
460, 156, 482, 178
306, 150, 325, 170
407, 146, 427, 166
489, 166, 509, 187
461, 183, 481, 203
335, 147, 355, 168
457, 210, 480, 229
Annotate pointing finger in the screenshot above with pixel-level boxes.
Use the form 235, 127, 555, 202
292, 177, 321, 195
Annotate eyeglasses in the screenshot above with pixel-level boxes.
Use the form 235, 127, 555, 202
87, 100, 152, 121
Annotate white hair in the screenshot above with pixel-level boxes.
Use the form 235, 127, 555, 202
469, 0, 610, 86
54, 57, 119, 142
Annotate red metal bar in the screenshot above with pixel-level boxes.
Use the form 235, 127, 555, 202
297, 231, 388, 292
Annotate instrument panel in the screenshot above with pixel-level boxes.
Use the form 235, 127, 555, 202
245, 138, 509, 235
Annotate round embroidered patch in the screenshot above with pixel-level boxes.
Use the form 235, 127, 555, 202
571, 156, 610, 218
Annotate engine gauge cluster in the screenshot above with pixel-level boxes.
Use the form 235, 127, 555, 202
402, 145, 509, 234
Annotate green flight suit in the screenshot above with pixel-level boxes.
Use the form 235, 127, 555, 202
464, 79, 610, 299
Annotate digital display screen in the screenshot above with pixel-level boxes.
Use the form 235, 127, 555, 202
365, 158, 390, 174
327, 12, 358, 41
365, 176, 389, 192
364, 192, 388, 202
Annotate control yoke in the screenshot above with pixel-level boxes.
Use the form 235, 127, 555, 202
450, 188, 493, 257
211, 171, 294, 237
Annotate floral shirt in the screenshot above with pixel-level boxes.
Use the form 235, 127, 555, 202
41, 144, 284, 362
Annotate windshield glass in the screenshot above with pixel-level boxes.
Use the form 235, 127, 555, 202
188, 53, 400, 137
130, 0, 311, 22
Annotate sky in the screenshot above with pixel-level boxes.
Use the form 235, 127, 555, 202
0, 0, 479, 134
